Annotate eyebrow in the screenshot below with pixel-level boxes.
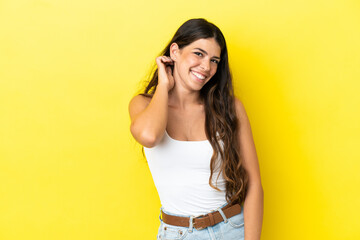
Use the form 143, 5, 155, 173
194, 48, 221, 60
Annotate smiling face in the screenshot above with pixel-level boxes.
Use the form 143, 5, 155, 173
170, 38, 221, 91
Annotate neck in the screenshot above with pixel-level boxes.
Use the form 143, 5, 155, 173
168, 86, 203, 111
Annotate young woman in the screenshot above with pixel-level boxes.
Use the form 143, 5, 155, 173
129, 18, 263, 240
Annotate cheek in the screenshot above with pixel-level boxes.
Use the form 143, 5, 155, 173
186, 55, 200, 66
211, 66, 218, 76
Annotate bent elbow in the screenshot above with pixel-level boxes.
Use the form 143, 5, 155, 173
130, 124, 159, 148
140, 133, 157, 148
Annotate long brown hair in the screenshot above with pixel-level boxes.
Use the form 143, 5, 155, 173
139, 18, 248, 205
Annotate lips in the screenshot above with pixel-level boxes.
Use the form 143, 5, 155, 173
190, 70, 207, 82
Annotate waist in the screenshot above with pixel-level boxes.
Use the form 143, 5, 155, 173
160, 202, 243, 230
157, 183, 228, 216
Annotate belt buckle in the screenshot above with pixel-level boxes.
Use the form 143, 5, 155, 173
192, 217, 205, 230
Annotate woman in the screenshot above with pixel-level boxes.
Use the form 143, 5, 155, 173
129, 18, 263, 240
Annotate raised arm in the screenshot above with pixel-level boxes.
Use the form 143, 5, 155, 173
128, 85, 168, 148
128, 56, 175, 148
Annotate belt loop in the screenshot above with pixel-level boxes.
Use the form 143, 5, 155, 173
159, 206, 163, 221
217, 207, 228, 223
188, 216, 194, 233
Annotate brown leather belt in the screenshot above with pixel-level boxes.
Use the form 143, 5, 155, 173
161, 203, 242, 230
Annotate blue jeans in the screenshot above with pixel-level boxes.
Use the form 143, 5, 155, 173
157, 202, 244, 240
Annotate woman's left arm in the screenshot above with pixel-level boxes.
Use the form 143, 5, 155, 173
235, 97, 264, 240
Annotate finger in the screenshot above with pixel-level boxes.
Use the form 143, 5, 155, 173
162, 58, 173, 63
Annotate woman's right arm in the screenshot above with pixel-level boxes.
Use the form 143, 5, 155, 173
128, 56, 174, 148
128, 85, 169, 148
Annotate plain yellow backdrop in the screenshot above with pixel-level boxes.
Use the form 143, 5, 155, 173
0, 0, 359, 239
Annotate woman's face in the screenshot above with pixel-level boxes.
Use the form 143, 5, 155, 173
171, 38, 221, 91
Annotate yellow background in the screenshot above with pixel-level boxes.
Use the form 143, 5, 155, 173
1, 0, 359, 239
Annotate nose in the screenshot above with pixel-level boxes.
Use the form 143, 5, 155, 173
200, 58, 211, 72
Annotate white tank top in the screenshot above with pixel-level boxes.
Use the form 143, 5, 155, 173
143, 130, 227, 217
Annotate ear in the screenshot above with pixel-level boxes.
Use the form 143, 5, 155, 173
170, 42, 179, 61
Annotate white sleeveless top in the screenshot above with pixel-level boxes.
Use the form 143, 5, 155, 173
143, 130, 227, 217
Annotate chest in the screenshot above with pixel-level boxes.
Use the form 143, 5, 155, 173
166, 107, 207, 141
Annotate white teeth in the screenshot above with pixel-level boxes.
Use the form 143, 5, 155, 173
191, 71, 206, 80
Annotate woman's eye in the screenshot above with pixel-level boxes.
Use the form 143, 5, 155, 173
194, 52, 219, 64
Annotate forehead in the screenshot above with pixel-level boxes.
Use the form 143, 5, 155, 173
184, 38, 221, 56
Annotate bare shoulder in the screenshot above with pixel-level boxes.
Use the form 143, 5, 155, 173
129, 94, 152, 106
128, 94, 152, 121
234, 97, 249, 123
